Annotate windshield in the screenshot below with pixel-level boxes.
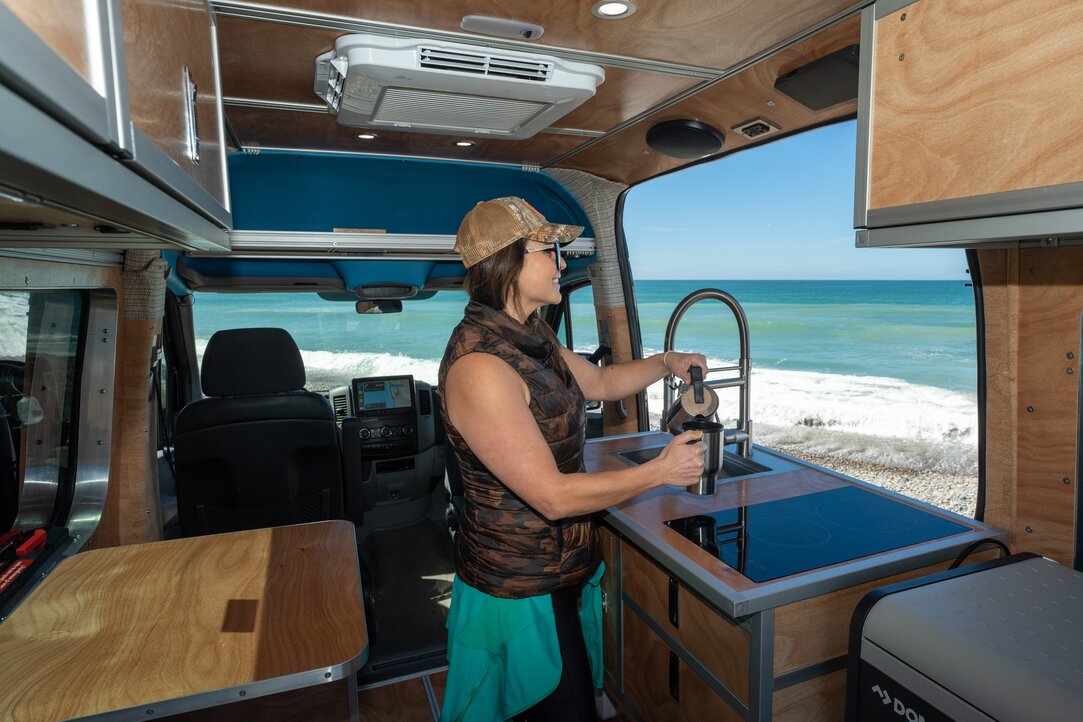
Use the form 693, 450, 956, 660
191, 291, 470, 391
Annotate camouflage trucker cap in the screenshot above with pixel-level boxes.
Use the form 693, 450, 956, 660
454, 197, 583, 268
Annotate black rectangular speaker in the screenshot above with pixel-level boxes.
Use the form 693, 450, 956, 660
774, 44, 860, 111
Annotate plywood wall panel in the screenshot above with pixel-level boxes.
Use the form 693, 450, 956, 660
1011, 247, 1083, 563
283, 0, 856, 72
977, 249, 1018, 537
214, 17, 701, 133
554, 67, 700, 132
216, 18, 343, 105
868, 0, 1083, 210
979, 247, 1083, 565
556, 15, 860, 184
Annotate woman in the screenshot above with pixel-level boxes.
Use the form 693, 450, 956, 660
438, 197, 707, 721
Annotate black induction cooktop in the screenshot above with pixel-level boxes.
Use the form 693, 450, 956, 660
664, 486, 968, 583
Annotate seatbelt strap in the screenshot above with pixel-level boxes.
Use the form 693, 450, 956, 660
150, 335, 176, 478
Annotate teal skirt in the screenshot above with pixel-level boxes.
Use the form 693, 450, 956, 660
439, 563, 604, 722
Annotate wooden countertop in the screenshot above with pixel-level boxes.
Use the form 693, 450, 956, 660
586, 432, 1002, 617
0, 520, 367, 720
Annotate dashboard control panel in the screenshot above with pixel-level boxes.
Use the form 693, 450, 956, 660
350, 375, 418, 458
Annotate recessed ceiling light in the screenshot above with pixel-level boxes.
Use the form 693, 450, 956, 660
591, 1, 635, 19
357, 133, 377, 140
455, 140, 475, 147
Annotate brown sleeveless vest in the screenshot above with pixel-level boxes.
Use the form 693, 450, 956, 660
438, 301, 600, 598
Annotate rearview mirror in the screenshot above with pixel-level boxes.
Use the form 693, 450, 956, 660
356, 299, 403, 314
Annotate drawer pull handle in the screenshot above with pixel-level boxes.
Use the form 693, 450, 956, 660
668, 577, 679, 628
668, 651, 680, 701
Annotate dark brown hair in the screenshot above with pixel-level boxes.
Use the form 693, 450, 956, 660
464, 238, 574, 386
464, 237, 526, 313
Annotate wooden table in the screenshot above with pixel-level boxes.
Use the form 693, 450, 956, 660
0, 520, 368, 721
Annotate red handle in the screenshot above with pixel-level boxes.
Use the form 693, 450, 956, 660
15, 529, 46, 557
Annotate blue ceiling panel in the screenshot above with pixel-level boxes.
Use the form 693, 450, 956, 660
228, 152, 593, 236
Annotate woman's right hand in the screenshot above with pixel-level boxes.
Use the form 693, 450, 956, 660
650, 429, 706, 487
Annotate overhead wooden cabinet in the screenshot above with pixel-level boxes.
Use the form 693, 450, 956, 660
854, 0, 1083, 248
0, 0, 230, 250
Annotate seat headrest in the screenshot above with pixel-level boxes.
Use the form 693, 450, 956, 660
201, 328, 306, 397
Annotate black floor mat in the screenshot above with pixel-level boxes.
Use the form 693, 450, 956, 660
361, 519, 455, 670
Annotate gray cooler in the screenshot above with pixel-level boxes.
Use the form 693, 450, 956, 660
847, 553, 1083, 721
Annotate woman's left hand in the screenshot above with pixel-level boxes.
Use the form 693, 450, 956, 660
664, 352, 708, 384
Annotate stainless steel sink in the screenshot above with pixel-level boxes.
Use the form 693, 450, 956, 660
614, 445, 773, 479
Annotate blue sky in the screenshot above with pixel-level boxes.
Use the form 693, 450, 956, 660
623, 120, 968, 280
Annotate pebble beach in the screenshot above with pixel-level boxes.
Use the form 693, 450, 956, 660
647, 411, 980, 519
769, 445, 979, 518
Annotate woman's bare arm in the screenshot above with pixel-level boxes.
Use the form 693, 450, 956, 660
559, 345, 707, 402
444, 352, 704, 520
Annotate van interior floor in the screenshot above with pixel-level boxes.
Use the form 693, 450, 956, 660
358, 668, 447, 721
359, 518, 455, 684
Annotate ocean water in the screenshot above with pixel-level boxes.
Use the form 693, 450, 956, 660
191, 280, 978, 474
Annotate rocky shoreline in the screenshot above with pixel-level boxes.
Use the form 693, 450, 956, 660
770, 444, 978, 518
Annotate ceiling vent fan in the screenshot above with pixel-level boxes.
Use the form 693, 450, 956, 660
314, 35, 605, 140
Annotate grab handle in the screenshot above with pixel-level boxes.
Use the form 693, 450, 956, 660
690, 365, 704, 405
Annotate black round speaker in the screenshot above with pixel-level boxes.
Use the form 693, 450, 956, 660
646, 119, 725, 159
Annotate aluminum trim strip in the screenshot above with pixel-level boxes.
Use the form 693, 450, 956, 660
224, 97, 330, 113
622, 595, 751, 719
127, 129, 233, 230
772, 655, 848, 691
865, 182, 1083, 229
67, 291, 119, 540
853, 6, 875, 229
875, 0, 921, 20
856, 207, 1083, 248
239, 144, 525, 168
70, 652, 369, 721
538, 127, 606, 138
216, 230, 596, 257
748, 610, 773, 721
222, 98, 606, 137
347, 674, 360, 722
0, 250, 125, 267
0, 3, 114, 148
210, 0, 719, 79
422, 675, 440, 720
101, 0, 134, 156
210, 17, 232, 213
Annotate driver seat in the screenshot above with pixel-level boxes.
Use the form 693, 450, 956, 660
173, 328, 344, 536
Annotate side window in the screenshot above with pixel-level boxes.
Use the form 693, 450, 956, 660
0, 290, 84, 532
560, 283, 600, 356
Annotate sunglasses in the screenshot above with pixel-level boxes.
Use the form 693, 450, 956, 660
523, 244, 566, 272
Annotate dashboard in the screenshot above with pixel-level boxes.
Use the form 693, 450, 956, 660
327, 376, 445, 521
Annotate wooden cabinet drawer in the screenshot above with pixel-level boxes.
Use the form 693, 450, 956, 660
623, 607, 742, 722
621, 540, 749, 704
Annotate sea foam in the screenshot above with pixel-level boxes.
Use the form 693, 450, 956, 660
193, 341, 977, 475
644, 355, 977, 474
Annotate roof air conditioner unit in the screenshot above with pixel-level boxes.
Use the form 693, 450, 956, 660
314, 34, 604, 140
